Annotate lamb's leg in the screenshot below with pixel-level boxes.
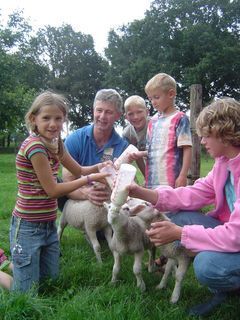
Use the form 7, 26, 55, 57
147, 247, 155, 273
170, 256, 191, 304
133, 251, 146, 292
85, 228, 102, 264
57, 215, 68, 241
103, 225, 113, 249
111, 250, 121, 283
156, 258, 176, 290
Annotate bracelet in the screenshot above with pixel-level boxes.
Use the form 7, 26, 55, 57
87, 175, 92, 185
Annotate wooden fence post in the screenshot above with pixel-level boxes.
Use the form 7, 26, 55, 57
188, 84, 202, 185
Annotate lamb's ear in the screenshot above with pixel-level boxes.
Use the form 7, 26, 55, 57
153, 209, 170, 221
129, 204, 146, 216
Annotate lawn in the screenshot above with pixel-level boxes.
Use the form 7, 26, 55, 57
0, 153, 239, 320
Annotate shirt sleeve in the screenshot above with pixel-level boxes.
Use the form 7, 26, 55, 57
24, 140, 48, 160
176, 115, 192, 147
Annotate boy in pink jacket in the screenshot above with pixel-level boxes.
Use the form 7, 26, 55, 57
129, 97, 240, 316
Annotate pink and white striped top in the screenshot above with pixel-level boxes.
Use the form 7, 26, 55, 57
13, 135, 60, 222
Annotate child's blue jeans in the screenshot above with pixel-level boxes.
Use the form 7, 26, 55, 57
169, 211, 240, 292
10, 216, 60, 292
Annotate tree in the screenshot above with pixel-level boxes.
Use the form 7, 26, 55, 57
0, 11, 47, 146
34, 25, 109, 129
105, 0, 240, 106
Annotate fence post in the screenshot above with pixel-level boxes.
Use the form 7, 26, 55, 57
188, 84, 202, 185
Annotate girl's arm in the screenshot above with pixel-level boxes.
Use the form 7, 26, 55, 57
31, 153, 108, 199
60, 151, 99, 177
61, 150, 110, 178
128, 182, 158, 205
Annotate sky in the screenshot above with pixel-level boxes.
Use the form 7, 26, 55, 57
0, 0, 152, 54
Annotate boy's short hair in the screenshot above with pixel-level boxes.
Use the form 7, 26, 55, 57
145, 73, 176, 93
124, 95, 146, 113
196, 97, 240, 147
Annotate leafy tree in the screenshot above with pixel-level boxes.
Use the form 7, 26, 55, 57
105, 0, 240, 106
34, 25, 109, 129
0, 11, 48, 146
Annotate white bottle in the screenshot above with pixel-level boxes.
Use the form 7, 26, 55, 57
114, 144, 139, 169
111, 163, 137, 207
99, 164, 117, 190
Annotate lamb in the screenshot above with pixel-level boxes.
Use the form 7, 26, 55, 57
154, 225, 192, 303
58, 199, 112, 264
105, 201, 191, 303
104, 200, 158, 292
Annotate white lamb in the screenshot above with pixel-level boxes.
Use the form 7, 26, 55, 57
105, 201, 191, 303
58, 199, 112, 263
155, 226, 192, 303
104, 200, 158, 292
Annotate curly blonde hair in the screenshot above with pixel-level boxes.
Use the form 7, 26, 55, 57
196, 98, 240, 146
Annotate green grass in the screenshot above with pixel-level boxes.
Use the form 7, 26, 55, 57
0, 153, 238, 320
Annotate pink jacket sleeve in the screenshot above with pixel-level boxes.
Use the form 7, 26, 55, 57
153, 169, 216, 213
153, 163, 240, 252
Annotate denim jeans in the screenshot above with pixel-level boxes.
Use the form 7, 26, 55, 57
169, 211, 240, 292
10, 216, 60, 292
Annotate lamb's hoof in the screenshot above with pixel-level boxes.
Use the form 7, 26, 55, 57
96, 259, 103, 265
110, 279, 118, 286
156, 283, 165, 290
138, 282, 146, 292
170, 296, 179, 304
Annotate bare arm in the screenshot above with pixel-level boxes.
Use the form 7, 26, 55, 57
31, 153, 108, 199
136, 158, 145, 177
61, 151, 100, 178
175, 145, 192, 187
128, 182, 158, 205
62, 163, 111, 205
0, 270, 13, 290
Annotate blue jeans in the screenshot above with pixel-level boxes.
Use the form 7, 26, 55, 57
169, 211, 240, 292
10, 216, 60, 292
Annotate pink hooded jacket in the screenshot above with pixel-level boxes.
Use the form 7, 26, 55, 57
153, 153, 240, 253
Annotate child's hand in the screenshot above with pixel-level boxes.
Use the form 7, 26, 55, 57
89, 172, 110, 185
97, 160, 113, 171
175, 174, 187, 188
128, 150, 148, 163
127, 181, 141, 198
146, 221, 182, 246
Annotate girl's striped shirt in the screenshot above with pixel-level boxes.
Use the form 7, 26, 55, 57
13, 135, 60, 222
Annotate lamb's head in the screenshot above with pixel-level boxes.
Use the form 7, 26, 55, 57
104, 200, 144, 225
103, 202, 126, 225
133, 204, 164, 224
126, 197, 148, 209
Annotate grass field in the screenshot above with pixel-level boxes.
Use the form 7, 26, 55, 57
0, 153, 239, 320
